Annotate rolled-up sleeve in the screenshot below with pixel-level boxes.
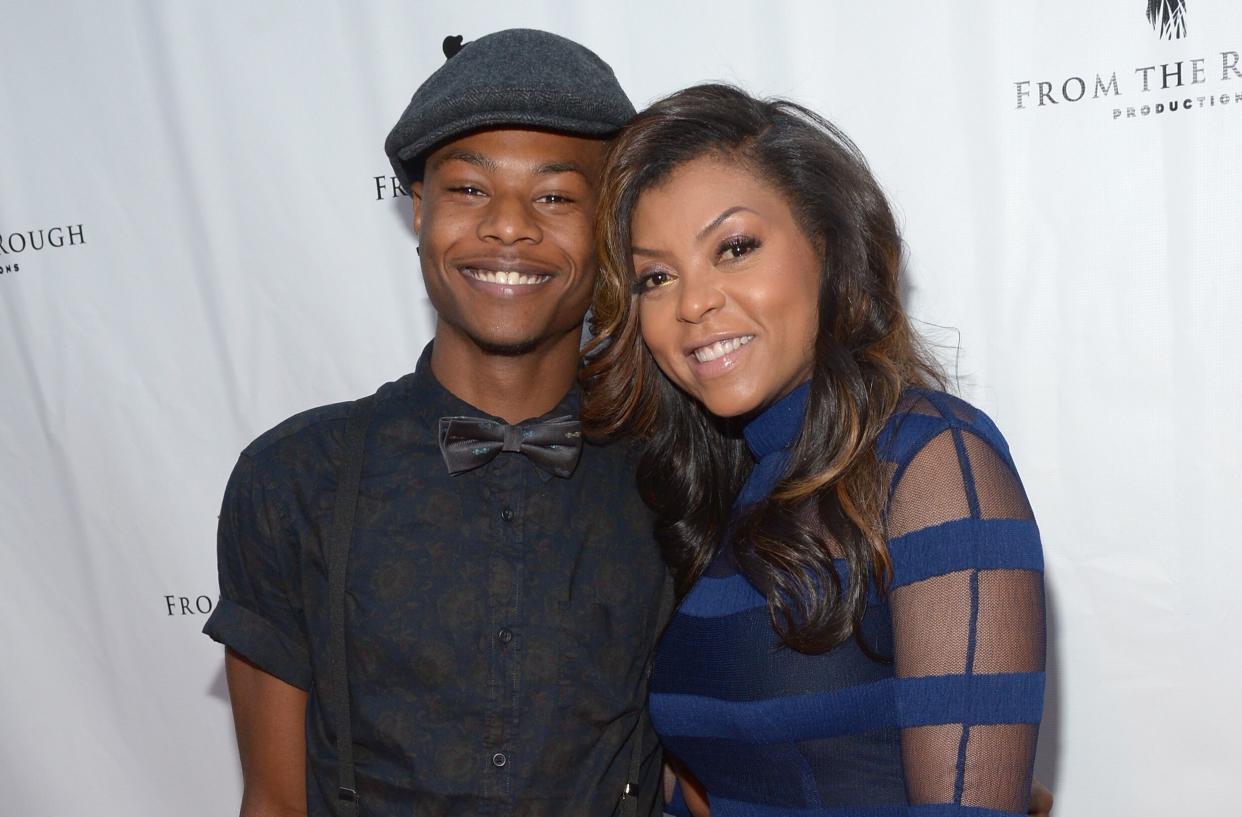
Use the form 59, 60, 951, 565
203, 453, 311, 690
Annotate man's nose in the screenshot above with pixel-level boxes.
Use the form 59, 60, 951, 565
477, 192, 542, 245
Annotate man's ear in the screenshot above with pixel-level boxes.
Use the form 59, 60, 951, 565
411, 180, 424, 235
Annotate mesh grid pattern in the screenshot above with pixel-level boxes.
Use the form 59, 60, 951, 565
900, 724, 962, 803
887, 419, 1045, 812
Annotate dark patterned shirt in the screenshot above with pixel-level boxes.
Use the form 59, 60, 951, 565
204, 344, 669, 817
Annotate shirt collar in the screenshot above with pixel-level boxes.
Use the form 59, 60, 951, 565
405, 340, 582, 425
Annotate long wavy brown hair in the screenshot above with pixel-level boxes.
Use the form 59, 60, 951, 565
582, 84, 944, 653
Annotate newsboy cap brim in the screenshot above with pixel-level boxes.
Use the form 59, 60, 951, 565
384, 29, 636, 189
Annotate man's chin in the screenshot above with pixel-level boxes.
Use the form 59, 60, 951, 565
468, 332, 546, 357
436, 312, 583, 358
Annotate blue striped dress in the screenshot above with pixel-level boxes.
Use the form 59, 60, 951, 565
652, 383, 1045, 816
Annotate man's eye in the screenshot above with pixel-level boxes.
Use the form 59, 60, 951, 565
632, 270, 673, 294
538, 193, 574, 204
448, 186, 485, 196
719, 235, 760, 259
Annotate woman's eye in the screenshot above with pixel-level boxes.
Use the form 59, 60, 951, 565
633, 270, 673, 294
720, 235, 760, 260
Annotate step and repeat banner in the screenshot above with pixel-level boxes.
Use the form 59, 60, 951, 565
2, 2, 1239, 814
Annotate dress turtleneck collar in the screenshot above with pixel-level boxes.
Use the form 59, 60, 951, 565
741, 381, 811, 461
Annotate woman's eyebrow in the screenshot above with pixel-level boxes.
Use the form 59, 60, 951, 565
697, 206, 756, 241
631, 206, 759, 258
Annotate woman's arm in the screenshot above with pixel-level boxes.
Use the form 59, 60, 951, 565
885, 413, 1046, 814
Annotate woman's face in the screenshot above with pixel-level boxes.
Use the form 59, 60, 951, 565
630, 155, 822, 419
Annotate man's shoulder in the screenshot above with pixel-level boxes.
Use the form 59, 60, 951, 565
240, 401, 351, 461
238, 374, 417, 466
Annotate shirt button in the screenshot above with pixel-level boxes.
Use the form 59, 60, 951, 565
497, 627, 513, 644
501, 507, 515, 522
491, 752, 508, 768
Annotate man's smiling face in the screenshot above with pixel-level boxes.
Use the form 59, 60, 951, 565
412, 128, 607, 357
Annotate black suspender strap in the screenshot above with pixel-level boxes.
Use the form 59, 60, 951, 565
621, 574, 677, 817
327, 395, 376, 817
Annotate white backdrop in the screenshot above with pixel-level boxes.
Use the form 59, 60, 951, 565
3, 2, 1240, 815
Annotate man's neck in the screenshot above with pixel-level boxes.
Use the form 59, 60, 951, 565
429, 326, 582, 424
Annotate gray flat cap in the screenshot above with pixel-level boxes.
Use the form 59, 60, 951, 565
384, 29, 635, 188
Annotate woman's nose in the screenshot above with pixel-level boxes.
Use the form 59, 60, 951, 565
675, 269, 725, 323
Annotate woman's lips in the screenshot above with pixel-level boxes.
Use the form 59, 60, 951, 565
686, 334, 755, 379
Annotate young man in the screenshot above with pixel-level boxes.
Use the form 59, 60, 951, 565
205, 30, 669, 817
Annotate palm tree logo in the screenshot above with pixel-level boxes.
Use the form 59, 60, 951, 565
1147, 0, 1188, 39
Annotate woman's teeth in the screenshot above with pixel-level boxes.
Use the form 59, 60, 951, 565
693, 335, 754, 363
465, 269, 548, 285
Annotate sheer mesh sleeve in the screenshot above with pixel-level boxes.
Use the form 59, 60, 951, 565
885, 397, 1045, 814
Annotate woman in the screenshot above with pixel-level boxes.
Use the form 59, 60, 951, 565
583, 85, 1046, 816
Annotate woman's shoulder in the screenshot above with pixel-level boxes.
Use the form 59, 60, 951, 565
876, 388, 1040, 575
875, 387, 1014, 470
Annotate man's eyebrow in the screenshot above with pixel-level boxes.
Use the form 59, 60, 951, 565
434, 149, 499, 173
536, 160, 590, 178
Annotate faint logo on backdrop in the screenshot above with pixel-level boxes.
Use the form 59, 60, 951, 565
0, 224, 86, 276
375, 174, 411, 201
1148, 0, 1188, 40
165, 594, 216, 616
1011, 3, 1239, 122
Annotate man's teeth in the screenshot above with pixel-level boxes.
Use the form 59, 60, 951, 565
465, 269, 548, 285
693, 335, 754, 363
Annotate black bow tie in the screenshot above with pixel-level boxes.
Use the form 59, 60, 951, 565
438, 415, 583, 478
